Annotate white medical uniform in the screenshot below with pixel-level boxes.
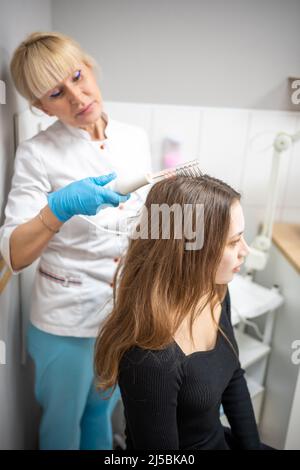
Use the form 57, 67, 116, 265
0, 113, 152, 337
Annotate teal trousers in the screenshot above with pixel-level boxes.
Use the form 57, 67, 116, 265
27, 322, 120, 450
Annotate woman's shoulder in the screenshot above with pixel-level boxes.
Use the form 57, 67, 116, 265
120, 343, 182, 373
16, 119, 64, 152
119, 345, 184, 393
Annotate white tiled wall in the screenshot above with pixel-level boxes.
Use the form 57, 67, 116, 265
197, 107, 250, 191
150, 105, 203, 171
282, 116, 300, 211
105, 101, 300, 245
242, 111, 297, 207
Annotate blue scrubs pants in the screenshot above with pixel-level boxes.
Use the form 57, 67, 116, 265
27, 322, 120, 450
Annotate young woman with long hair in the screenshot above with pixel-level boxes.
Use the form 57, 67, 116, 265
94, 174, 263, 450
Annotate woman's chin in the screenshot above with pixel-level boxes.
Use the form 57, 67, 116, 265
215, 273, 235, 284
228, 270, 241, 282
78, 110, 101, 124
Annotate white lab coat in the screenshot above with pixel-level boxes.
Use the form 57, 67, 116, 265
0, 113, 152, 337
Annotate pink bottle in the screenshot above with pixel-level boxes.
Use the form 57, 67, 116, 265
162, 137, 184, 169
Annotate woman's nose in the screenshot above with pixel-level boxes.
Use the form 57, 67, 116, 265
240, 237, 250, 257
67, 85, 84, 104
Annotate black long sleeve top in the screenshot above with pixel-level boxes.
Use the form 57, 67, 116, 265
118, 289, 261, 450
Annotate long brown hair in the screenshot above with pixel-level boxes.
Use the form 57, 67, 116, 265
94, 174, 241, 391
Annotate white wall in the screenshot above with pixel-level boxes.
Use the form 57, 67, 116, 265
104, 101, 300, 245
52, 0, 300, 111
256, 244, 300, 449
0, 0, 52, 449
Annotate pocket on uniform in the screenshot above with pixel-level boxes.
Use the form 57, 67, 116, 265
38, 263, 83, 288
36, 261, 84, 320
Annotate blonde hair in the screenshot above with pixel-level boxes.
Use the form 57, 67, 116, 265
10, 31, 98, 104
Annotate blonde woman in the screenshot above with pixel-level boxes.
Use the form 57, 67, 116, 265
0, 32, 151, 449
95, 175, 267, 450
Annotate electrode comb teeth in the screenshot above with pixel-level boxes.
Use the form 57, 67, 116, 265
151, 159, 203, 182
114, 159, 203, 195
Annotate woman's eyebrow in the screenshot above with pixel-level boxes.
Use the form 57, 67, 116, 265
48, 70, 80, 94
229, 231, 244, 240
48, 84, 63, 95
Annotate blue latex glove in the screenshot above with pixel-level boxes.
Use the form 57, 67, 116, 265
47, 172, 130, 222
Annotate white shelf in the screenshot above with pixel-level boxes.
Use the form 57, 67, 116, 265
223, 276, 282, 428
235, 329, 271, 369
229, 274, 283, 326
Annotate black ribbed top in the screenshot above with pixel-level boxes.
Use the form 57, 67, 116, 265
118, 289, 261, 450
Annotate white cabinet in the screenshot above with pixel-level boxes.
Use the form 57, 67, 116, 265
285, 371, 300, 450
221, 274, 283, 427
254, 225, 300, 450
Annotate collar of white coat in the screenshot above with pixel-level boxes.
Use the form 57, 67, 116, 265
60, 111, 111, 143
